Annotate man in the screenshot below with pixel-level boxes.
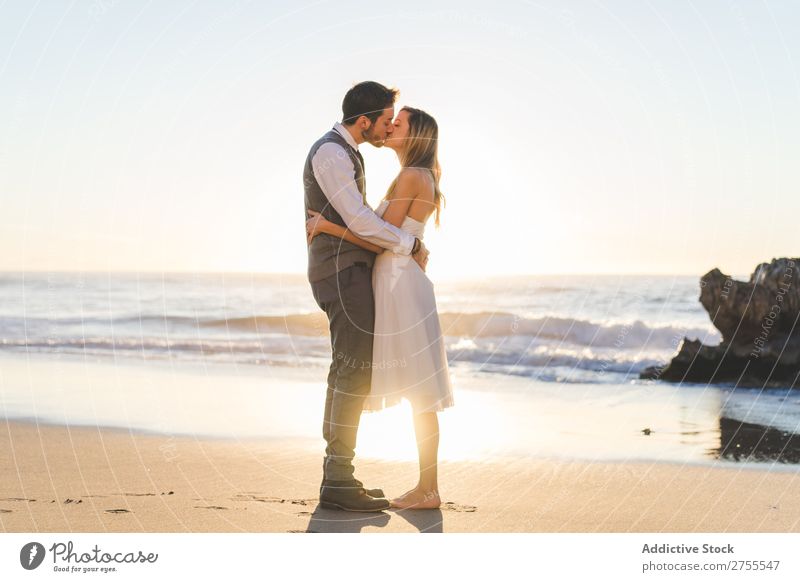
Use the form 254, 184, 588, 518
303, 81, 429, 512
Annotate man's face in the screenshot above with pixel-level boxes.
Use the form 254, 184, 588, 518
361, 107, 395, 147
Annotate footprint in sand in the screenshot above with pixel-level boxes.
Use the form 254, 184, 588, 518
0, 509, 12, 513
63, 498, 83, 504
232, 494, 283, 503
105, 509, 131, 514
86, 491, 173, 500
232, 494, 315, 506
441, 502, 477, 512
123, 491, 174, 497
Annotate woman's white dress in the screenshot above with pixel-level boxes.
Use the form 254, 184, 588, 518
363, 199, 455, 413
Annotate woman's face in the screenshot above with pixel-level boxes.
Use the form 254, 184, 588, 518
386, 109, 411, 151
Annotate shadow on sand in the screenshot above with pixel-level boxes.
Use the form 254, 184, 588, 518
305, 507, 444, 533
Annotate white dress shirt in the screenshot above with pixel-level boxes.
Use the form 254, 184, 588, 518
311, 122, 415, 255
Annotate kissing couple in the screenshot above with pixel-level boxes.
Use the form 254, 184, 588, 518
304, 81, 454, 512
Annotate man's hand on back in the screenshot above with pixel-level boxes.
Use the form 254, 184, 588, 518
412, 240, 430, 272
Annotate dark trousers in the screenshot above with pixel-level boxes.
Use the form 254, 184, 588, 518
310, 262, 375, 482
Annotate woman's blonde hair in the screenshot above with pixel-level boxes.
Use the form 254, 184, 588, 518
387, 106, 445, 227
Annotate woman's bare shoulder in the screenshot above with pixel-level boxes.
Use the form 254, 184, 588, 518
396, 167, 434, 200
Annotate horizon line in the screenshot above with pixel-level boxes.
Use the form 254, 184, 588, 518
0, 268, 738, 278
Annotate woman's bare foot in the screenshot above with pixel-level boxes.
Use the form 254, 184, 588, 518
390, 486, 441, 509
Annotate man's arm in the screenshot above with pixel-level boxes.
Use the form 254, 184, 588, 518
311, 142, 415, 255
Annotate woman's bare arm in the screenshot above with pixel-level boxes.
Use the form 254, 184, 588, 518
317, 221, 384, 254
306, 211, 383, 254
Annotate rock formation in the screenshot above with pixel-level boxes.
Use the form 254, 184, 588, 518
640, 257, 800, 387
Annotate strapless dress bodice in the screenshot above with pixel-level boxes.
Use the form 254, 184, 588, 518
376, 199, 426, 239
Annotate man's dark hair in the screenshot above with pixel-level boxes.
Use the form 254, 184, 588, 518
342, 81, 399, 126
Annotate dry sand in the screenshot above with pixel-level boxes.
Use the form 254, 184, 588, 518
2, 419, 799, 533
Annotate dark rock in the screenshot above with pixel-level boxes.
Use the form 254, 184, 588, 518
640, 258, 800, 387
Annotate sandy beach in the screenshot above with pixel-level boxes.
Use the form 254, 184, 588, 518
2, 350, 800, 533
2, 418, 799, 533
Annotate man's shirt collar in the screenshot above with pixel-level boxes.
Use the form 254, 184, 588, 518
333, 121, 359, 151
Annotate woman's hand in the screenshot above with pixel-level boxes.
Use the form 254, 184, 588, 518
306, 210, 331, 245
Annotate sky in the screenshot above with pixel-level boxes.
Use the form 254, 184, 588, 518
0, 0, 798, 278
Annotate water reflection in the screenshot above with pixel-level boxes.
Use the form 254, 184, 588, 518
713, 416, 800, 464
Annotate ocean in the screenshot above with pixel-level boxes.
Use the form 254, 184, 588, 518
0, 271, 720, 379
2, 271, 799, 466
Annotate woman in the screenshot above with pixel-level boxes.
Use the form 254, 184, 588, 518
306, 106, 454, 510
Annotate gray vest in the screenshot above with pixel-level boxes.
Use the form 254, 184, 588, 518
304, 129, 377, 283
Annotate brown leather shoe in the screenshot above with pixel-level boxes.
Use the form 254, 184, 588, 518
352, 478, 385, 499
319, 484, 390, 512
320, 478, 385, 499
